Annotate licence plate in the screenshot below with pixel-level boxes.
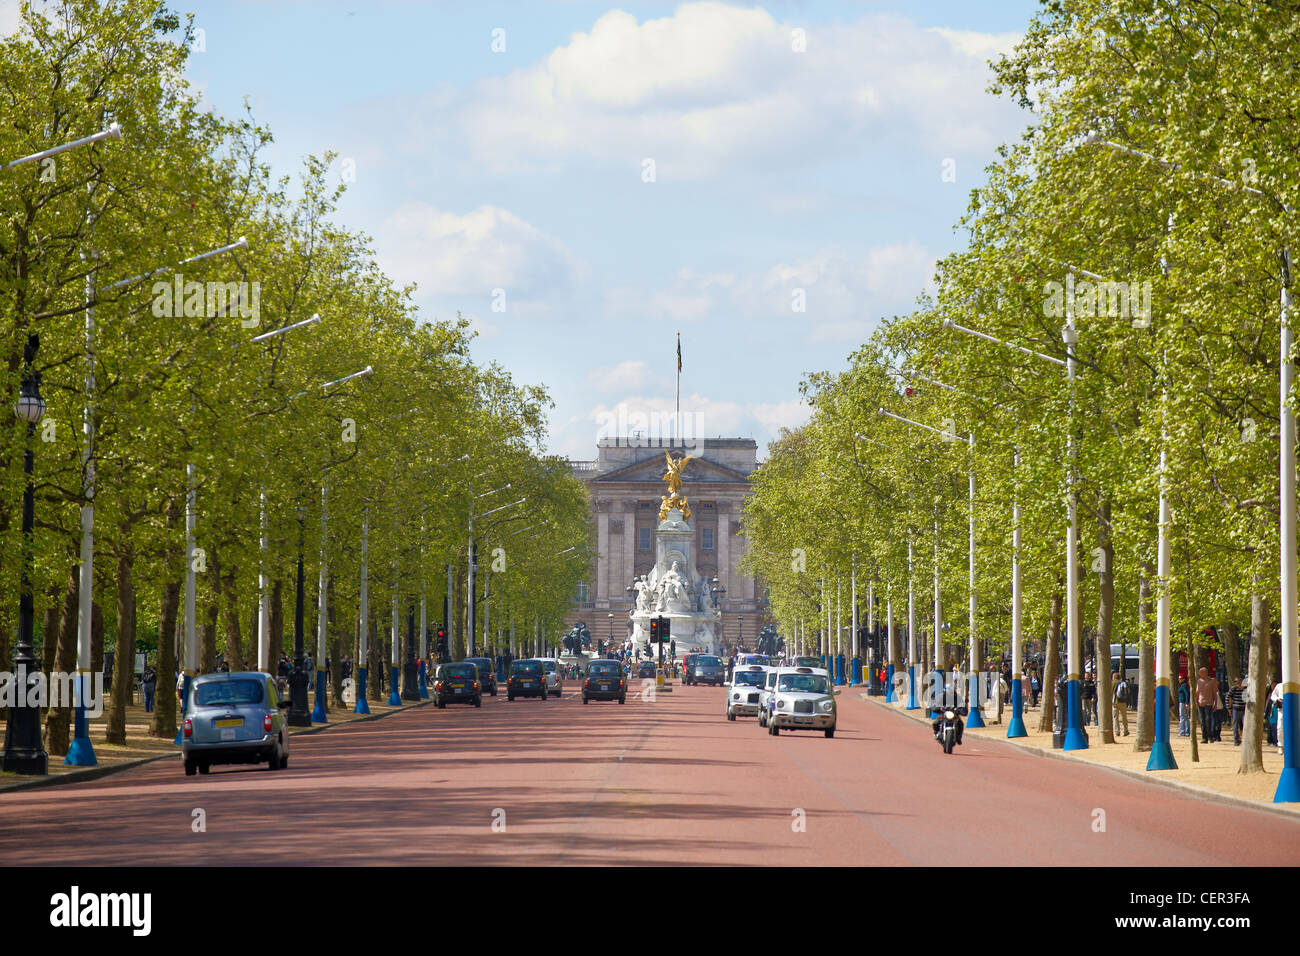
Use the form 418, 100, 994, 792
452, 684, 464, 689
599, 682, 611, 688
794, 716, 812, 723
523, 681, 535, 686
215, 718, 242, 728
220, 728, 236, 740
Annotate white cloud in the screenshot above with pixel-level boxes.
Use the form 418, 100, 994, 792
587, 359, 654, 391
619, 241, 936, 340
374, 200, 588, 313
449, 4, 1024, 179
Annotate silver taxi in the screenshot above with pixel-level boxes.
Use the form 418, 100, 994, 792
766, 667, 839, 738
725, 664, 767, 720
181, 671, 290, 774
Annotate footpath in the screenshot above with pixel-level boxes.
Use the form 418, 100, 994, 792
0, 687, 423, 793
862, 687, 1300, 817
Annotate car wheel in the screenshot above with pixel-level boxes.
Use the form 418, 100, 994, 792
475, 697, 482, 708
198, 762, 211, 774
727, 710, 736, 721
184, 760, 197, 776
280, 754, 289, 769
769, 721, 779, 736
268, 744, 281, 770
491, 688, 497, 696
438, 699, 446, 709
583, 696, 589, 704
824, 728, 835, 738
619, 697, 625, 704
508, 694, 514, 701
541, 691, 547, 701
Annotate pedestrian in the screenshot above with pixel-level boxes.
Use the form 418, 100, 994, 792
1214, 683, 1229, 743
1112, 671, 1130, 736
1021, 674, 1032, 709
1195, 666, 1218, 744
1230, 676, 1246, 746
1029, 673, 1040, 708
142, 665, 156, 713
175, 669, 185, 704
1177, 674, 1191, 736
1081, 673, 1096, 726
1270, 679, 1285, 754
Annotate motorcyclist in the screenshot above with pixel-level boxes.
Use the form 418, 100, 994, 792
931, 678, 965, 746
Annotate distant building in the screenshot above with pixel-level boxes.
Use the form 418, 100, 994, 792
566, 438, 768, 652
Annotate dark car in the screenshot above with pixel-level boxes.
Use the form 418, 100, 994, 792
583, 659, 627, 704
636, 660, 658, 679
507, 659, 547, 701
686, 655, 725, 686
433, 663, 483, 708
464, 657, 498, 696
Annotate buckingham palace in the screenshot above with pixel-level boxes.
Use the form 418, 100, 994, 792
565, 437, 769, 651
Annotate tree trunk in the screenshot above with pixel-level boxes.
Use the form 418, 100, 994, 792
41, 589, 60, 676
329, 577, 345, 708
1037, 585, 1063, 733
43, 556, 80, 756
106, 536, 137, 746
1222, 621, 1240, 682
202, 593, 218, 674
248, 597, 259, 672
1188, 634, 1199, 763
368, 611, 382, 700
219, 562, 245, 671
1239, 589, 1270, 774
150, 577, 181, 738
1095, 500, 1115, 744
1134, 559, 1155, 751
90, 600, 104, 677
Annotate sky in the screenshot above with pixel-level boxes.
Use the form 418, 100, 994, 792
9, 0, 1044, 460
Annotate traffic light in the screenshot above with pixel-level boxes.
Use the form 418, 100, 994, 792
649, 619, 660, 643
660, 617, 671, 642
436, 625, 448, 661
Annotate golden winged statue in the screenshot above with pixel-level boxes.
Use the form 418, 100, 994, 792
659, 451, 694, 521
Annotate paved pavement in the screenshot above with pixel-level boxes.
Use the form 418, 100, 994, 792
1, 679, 1296, 866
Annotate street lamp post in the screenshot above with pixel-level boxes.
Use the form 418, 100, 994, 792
941, 320, 1082, 746
2, 335, 48, 774
313, 486, 329, 723
287, 502, 312, 727
355, 508, 370, 714
402, 599, 419, 701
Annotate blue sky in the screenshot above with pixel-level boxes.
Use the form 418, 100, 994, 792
32, 0, 1046, 459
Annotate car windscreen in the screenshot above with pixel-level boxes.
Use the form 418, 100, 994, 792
444, 665, 476, 678
795, 658, 821, 668
512, 663, 541, 674
696, 656, 720, 666
588, 663, 620, 676
542, 661, 557, 672
733, 671, 765, 687
777, 674, 829, 694
196, 679, 264, 706
465, 659, 491, 671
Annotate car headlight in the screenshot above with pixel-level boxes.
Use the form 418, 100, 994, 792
819, 699, 834, 712
777, 698, 788, 709
732, 692, 740, 700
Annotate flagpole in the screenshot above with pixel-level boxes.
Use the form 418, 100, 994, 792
675, 331, 681, 447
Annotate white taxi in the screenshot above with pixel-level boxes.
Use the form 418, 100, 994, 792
765, 667, 838, 738
724, 665, 768, 720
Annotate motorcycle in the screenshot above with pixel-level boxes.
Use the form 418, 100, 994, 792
934, 703, 965, 754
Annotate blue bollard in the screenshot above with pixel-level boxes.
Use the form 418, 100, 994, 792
65, 672, 98, 766
312, 668, 328, 722
851, 656, 862, 686
354, 666, 370, 714
1146, 681, 1175, 769
966, 671, 986, 728
1063, 678, 1088, 750
1276, 692, 1300, 802
387, 665, 401, 706
1006, 674, 1027, 737
905, 663, 919, 710
885, 662, 895, 701
418, 659, 429, 699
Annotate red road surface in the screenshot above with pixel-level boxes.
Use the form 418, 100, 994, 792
1, 681, 1296, 865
